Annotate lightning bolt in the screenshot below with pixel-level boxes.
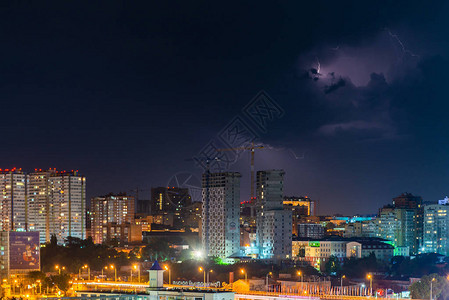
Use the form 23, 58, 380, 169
315, 56, 321, 74
330, 45, 340, 51
257, 143, 306, 160
386, 28, 419, 58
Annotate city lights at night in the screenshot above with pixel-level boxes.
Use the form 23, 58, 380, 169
0, 1, 448, 300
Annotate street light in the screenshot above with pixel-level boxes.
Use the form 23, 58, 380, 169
430, 277, 436, 300
240, 269, 247, 283
102, 266, 108, 280
133, 264, 140, 282
367, 274, 373, 297
82, 265, 90, 281
265, 272, 272, 292
297, 271, 303, 283
199, 267, 205, 287
341, 275, 346, 295
207, 269, 213, 286
110, 264, 117, 282
164, 265, 171, 285
13, 279, 17, 295
55, 265, 60, 275
36, 280, 42, 294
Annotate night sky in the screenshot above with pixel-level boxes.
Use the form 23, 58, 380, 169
1, 1, 449, 215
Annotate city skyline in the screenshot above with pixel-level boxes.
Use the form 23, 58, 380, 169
1, 2, 449, 216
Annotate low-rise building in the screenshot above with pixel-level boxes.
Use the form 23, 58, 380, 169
298, 223, 324, 239
298, 237, 348, 270
346, 240, 394, 262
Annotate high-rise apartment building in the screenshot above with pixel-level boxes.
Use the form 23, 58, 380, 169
423, 204, 449, 255
202, 172, 241, 262
90, 194, 135, 244
378, 207, 399, 242
0, 169, 27, 231
378, 206, 417, 253
28, 169, 86, 244
393, 193, 423, 252
256, 170, 292, 260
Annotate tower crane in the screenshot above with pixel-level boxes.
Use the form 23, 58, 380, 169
218, 142, 264, 201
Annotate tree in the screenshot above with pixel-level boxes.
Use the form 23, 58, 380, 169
143, 238, 173, 261
296, 247, 305, 258
50, 234, 58, 246
324, 255, 341, 275
50, 274, 71, 295
409, 274, 449, 299
27, 271, 46, 282
341, 253, 383, 277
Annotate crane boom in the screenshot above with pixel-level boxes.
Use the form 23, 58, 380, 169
217, 142, 264, 200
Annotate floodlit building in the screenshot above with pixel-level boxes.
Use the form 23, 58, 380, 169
0, 169, 27, 232
28, 169, 86, 244
90, 194, 136, 244
202, 172, 241, 262
256, 170, 292, 260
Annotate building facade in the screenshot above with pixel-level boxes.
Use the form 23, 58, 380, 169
298, 223, 324, 239
0, 169, 27, 232
346, 240, 394, 262
284, 196, 316, 235
90, 194, 136, 244
423, 204, 449, 255
378, 206, 419, 254
256, 170, 292, 260
202, 172, 241, 261
392, 193, 423, 253
28, 169, 86, 244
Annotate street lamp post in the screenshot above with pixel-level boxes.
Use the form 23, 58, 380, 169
430, 277, 436, 300
103, 266, 107, 280
84, 265, 90, 281
240, 269, 247, 283
13, 279, 17, 295
133, 264, 141, 282
199, 267, 205, 287
164, 265, 171, 285
111, 265, 117, 282
297, 271, 303, 283
367, 274, 373, 297
265, 272, 272, 292
297, 271, 303, 294
341, 275, 346, 295
207, 270, 213, 286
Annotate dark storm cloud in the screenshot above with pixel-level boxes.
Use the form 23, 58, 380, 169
324, 78, 346, 94
0, 0, 448, 214
283, 28, 429, 143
